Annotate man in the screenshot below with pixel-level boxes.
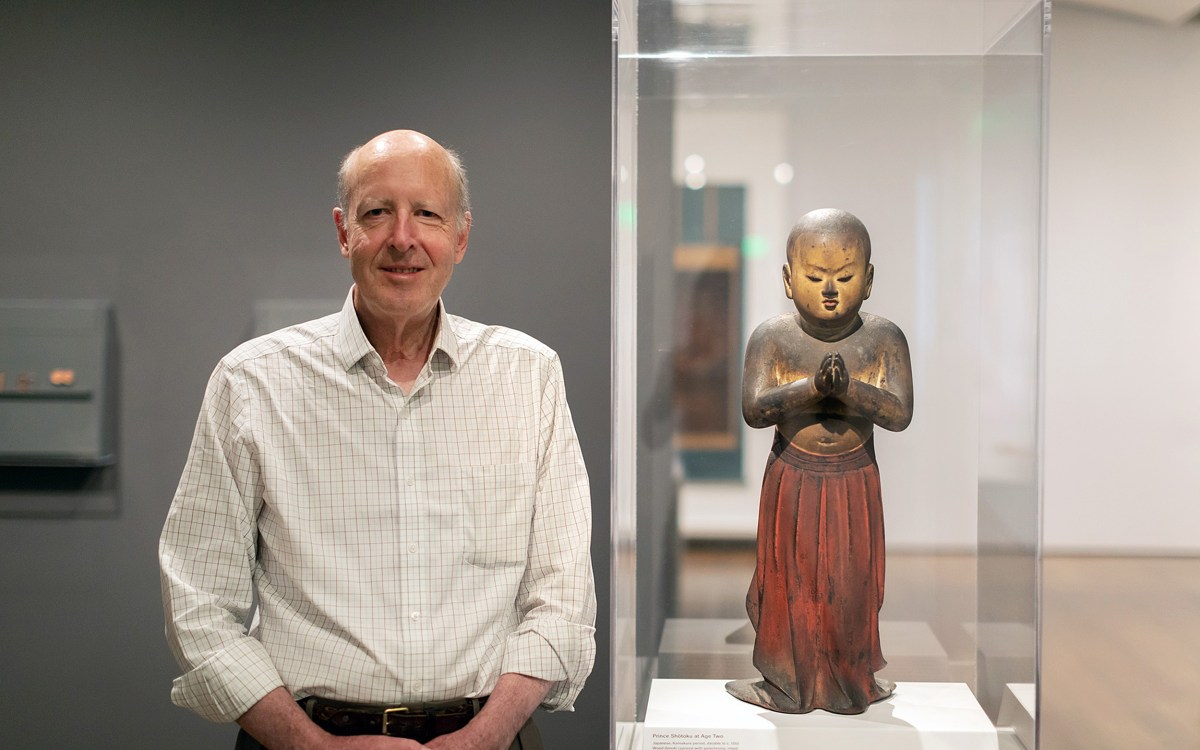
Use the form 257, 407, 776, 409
160, 130, 597, 749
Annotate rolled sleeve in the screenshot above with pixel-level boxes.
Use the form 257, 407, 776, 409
167, 633, 283, 722
502, 616, 596, 710
159, 361, 281, 722
503, 354, 597, 711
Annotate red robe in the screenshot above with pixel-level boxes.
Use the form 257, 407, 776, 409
743, 432, 889, 714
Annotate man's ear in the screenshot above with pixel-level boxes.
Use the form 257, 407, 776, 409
334, 207, 350, 258
782, 263, 794, 299
454, 211, 472, 264
863, 263, 874, 300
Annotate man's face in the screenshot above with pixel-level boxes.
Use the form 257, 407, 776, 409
334, 137, 470, 326
783, 232, 873, 329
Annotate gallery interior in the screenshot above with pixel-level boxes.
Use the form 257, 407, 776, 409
1, 1, 1197, 748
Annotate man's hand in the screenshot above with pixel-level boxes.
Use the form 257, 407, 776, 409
238, 688, 425, 750
329, 738, 425, 749
240, 674, 548, 750
424, 730, 475, 749
423, 673, 549, 750
813, 352, 848, 397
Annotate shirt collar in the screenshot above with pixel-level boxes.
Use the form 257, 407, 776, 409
430, 302, 461, 370
333, 287, 461, 372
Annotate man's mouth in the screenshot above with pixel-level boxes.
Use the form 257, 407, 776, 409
382, 266, 422, 274
822, 299, 838, 309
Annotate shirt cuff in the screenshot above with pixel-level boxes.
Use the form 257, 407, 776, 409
501, 619, 597, 711
170, 636, 285, 723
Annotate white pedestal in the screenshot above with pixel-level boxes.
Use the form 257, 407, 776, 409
962, 621, 1037, 723
642, 679, 998, 750
996, 683, 1035, 749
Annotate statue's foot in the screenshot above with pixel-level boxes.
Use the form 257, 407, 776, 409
727, 675, 896, 714
725, 679, 808, 714
874, 676, 896, 702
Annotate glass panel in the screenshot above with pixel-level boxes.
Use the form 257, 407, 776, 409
612, 4, 640, 747
614, 2, 1046, 748
977, 5, 1044, 738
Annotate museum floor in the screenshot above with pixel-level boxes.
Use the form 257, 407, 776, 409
675, 546, 1200, 749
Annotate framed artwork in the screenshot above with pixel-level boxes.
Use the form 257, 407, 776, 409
674, 185, 744, 480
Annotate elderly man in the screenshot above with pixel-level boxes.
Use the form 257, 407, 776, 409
160, 130, 596, 749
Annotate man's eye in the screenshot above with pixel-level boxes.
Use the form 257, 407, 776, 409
362, 208, 386, 219
837, 275, 853, 283
415, 209, 438, 219
806, 275, 821, 283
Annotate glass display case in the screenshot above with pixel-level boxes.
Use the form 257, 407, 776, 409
612, 1, 1046, 748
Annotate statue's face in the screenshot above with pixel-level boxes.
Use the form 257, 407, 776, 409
783, 232, 873, 329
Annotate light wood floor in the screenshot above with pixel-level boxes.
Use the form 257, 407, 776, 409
673, 546, 1200, 749
1039, 556, 1200, 749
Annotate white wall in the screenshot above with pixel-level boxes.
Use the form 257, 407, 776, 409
1044, 4, 1200, 553
673, 3, 1200, 555
671, 58, 997, 551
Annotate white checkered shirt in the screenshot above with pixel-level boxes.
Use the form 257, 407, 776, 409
159, 290, 596, 723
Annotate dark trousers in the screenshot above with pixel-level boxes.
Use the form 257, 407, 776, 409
234, 717, 543, 750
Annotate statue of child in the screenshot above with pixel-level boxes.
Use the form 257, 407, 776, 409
727, 208, 913, 714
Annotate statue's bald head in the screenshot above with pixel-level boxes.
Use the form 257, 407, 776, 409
336, 129, 471, 232
786, 208, 871, 265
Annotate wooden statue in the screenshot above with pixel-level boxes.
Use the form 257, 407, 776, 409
726, 209, 914, 714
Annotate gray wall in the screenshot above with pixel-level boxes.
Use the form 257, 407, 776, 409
0, 2, 611, 747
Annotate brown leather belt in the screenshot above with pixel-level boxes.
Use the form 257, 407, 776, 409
300, 695, 487, 742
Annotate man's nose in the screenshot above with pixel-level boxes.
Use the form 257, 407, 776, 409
822, 280, 837, 296
390, 215, 417, 248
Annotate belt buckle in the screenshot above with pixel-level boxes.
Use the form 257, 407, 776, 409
382, 705, 410, 735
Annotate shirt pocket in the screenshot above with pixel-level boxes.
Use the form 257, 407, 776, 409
459, 462, 537, 569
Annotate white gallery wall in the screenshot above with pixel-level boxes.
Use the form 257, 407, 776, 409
673, 2, 1200, 555
671, 64, 992, 551
1043, 4, 1200, 554
672, 3, 1043, 552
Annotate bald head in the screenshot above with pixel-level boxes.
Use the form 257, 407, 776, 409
786, 208, 871, 265
337, 130, 471, 232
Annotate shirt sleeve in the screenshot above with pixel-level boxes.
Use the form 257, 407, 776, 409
500, 353, 598, 711
158, 361, 284, 723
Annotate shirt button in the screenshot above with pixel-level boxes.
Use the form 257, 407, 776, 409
410, 681, 422, 692
405, 476, 415, 487
410, 611, 420, 622
408, 544, 417, 554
